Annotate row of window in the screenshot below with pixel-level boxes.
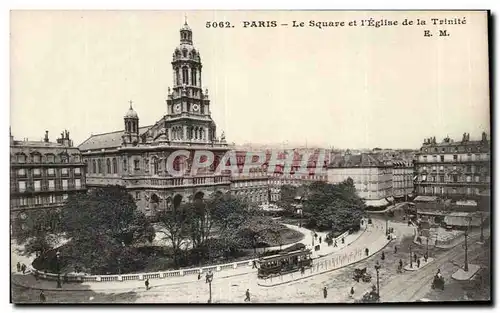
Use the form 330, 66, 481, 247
87, 157, 192, 175
12, 194, 68, 207
13, 152, 80, 164
420, 153, 488, 162
16, 167, 81, 177
421, 145, 485, 153
17, 179, 82, 192
420, 165, 487, 173
419, 186, 482, 195
418, 175, 489, 183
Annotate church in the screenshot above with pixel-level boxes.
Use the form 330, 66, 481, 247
78, 21, 232, 215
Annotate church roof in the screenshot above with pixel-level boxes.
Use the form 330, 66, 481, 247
78, 126, 151, 151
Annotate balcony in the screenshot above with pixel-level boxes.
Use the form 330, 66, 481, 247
123, 175, 231, 189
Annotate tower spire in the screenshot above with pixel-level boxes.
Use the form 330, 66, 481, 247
184, 13, 188, 25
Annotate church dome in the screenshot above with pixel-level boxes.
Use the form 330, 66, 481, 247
125, 104, 138, 119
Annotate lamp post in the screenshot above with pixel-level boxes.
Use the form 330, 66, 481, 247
464, 230, 469, 272
426, 237, 429, 258
56, 251, 62, 288
374, 261, 381, 298
409, 244, 413, 268
385, 218, 389, 236
479, 211, 484, 243
118, 257, 121, 275
206, 271, 213, 303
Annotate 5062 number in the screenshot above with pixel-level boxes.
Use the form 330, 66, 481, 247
206, 21, 233, 28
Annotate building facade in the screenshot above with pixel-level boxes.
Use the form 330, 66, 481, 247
392, 160, 414, 199
413, 132, 491, 204
327, 153, 393, 201
10, 130, 87, 232
78, 22, 231, 216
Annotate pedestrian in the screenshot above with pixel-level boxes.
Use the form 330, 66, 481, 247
361, 220, 364, 226
365, 248, 369, 256
21, 263, 26, 274
381, 252, 385, 261
16, 262, 20, 272
198, 272, 201, 280
417, 258, 421, 268
341, 237, 345, 244
323, 286, 327, 299
394, 245, 398, 253
399, 259, 403, 269
414, 253, 418, 263
39, 291, 46, 303
350, 286, 355, 297
334, 240, 338, 247
64, 273, 69, 283
145, 278, 150, 290
245, 289, 251, 302
319, 237, 322, 244
252, 260, 257, 269
301, 266, 305, 275
34, 270, 39, 281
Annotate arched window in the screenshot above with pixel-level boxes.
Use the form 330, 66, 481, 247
153, 157, 159, 175
92, 160, 97, 173
182, 67, 189, 85
97, 159, 102, 174
16, 153, 26, 163
106, 159, 111, 174
182, 49, 187, 58
31, 153, 41, 163
191, 68, 197, 86
112, 158, 117, 173
175, 68, 180, 85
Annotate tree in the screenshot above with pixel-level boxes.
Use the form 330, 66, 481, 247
278, 184, 298, 212
155, 206, 190, 267
59, 186, 154, 274
304, 180, 365, 233
238, 216, 284, 255
12, 209, 62, 255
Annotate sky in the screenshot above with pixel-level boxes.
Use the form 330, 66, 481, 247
10, 10, 490, 149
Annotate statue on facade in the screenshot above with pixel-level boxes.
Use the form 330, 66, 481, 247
482, 131, 487, 142
220, 131, 226, 142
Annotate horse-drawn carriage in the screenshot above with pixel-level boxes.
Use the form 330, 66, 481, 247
257, 248, 312, 279
353, 267, 372, 282
431, 275, 445, 290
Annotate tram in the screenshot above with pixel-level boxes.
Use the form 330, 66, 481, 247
257, 248, 313, 279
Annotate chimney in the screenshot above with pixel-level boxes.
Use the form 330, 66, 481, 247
44, 130, 49, 143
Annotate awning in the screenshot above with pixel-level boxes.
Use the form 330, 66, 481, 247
414, 196, 439, 202
455, 200, 477, 207
364, 198, 390, 207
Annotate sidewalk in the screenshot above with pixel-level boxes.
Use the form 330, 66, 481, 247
12, 264, 256, 293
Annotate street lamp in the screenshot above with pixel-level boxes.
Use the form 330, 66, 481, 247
374, 261, 381, 298
56, 251, 62, 288
206, 271, 214, 303
117, 257, 121, 275
409, 244, 413, 268
479, 211, 484, 243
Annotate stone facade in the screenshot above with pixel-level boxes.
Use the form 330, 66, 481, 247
327, 153, 393, 201
10, 130, 87, 231
413, 132, 490, 202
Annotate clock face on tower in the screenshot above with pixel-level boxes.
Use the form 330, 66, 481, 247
174, 104, 182, 113
192, 104, 200, 112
